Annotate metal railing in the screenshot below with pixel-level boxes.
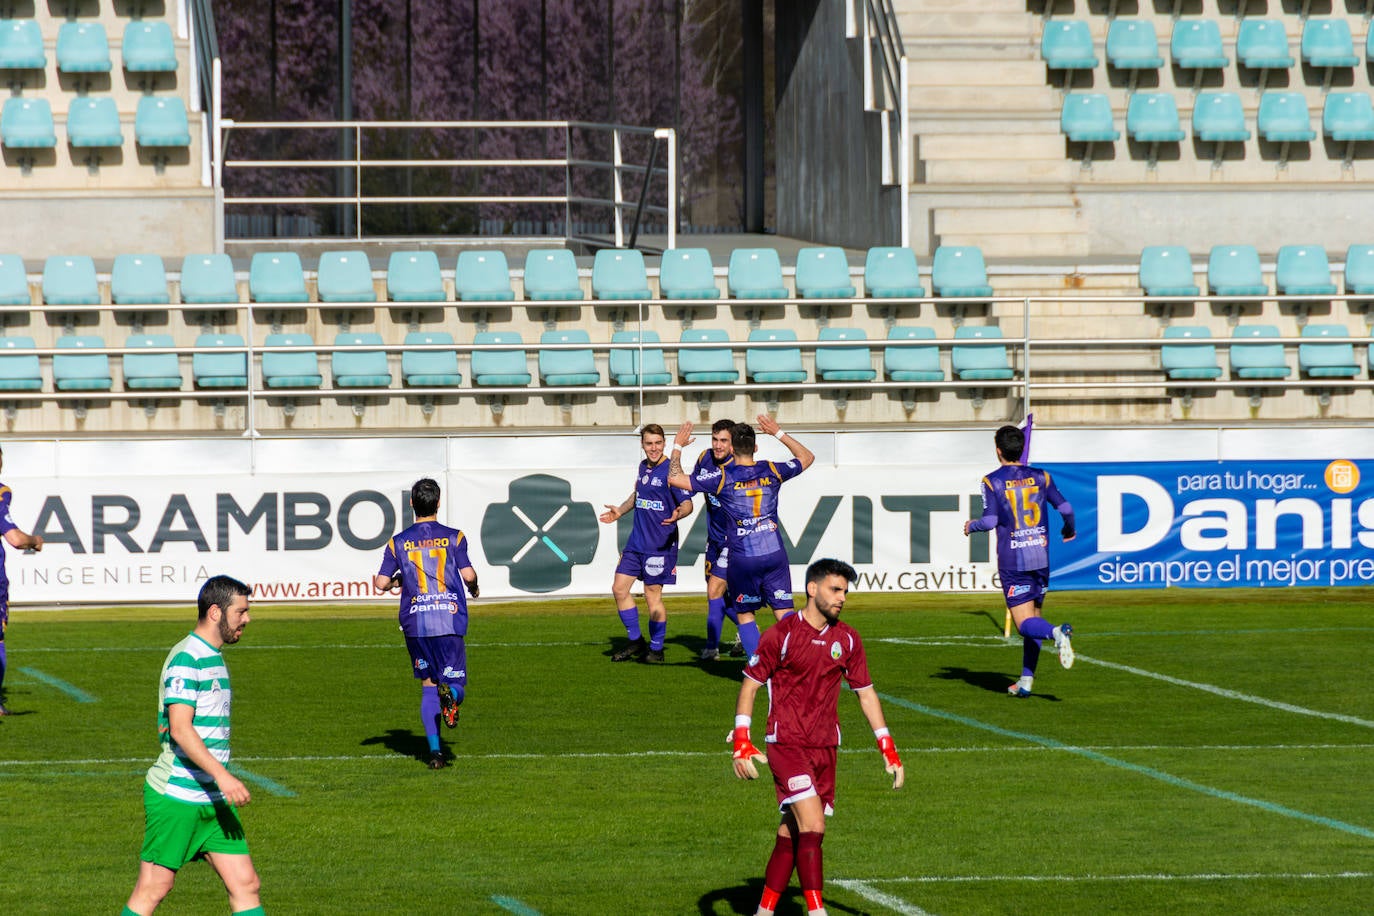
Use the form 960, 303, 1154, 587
847, 0, 910, 245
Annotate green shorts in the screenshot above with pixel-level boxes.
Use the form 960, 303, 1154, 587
139, 782, 250, 870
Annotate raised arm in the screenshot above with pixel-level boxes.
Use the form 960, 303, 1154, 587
667, 421, 696, 490
755, 414, 814, 470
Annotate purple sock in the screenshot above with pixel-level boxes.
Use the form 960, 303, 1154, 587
0, 640, 6, 693
1021, 637, 1042, 678
705, 598, 726, 650
618, 607, 642, 640
421, 685, 441, 752
648, 619, 667, 651
738, 620, 761, 656
1018, 616, 1054, 641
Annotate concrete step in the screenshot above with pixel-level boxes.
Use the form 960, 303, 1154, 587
908, 59, 1048, 87
919, 133, 1066, 160
909, 84, 1060, 113
938, 231, 1093, 258
922, 157, 1077, 183
911, 116, 1062, 135
896, 11, 1038, 41
898, 0, 1029, 12
934, 206, 1084, 235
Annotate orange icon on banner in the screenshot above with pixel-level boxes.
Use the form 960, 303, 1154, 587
1324, 460, 1359, 494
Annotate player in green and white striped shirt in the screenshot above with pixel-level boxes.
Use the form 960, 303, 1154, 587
122, 575, 265, 916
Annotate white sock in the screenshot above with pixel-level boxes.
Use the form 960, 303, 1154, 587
1018, 675, 1034, 691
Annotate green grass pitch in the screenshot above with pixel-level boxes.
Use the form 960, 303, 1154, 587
2, 588, 1372, 915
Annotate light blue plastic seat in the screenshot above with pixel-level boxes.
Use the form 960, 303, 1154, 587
931, 246, 994, 298
659, 248, 720, 299
815, 327, 876, 382
1208, 245, 1268, 296
2, 98, 55, 148
678, 328, 739, 383
1061, 93, 1120, 144
1106, 20, 1164, 73
401, 331, 462, 386
262, 333, 322, 388
795, 247, 856, 299
609, 330, 671, 386
523, 249, 584, 301
1299, 324, 1360, 378
121, 20, 177, 73
864, 247, 924, 298
249, 252, 309, 303
386, 251, 444, 302
884, 326, 944, 381
729, 248, 788, 299
1193, 91, 1251, 143
0, 255, 30, 306
1258, 92, 1316, 143
0, 336, 40, 390
56, 22, 111, 73
180, 254, 239, 304
539, 329, 600, 385
192, 333, 248, 388
471, 331, 531, 386
1041, 20, 1098, 74
1324, 92, 1374, 163
331, 332, 391, 387
0, 20, 45, 70
1140, 246, 1200, 297
746, 329, 807, 383
67, 97, 124, 149
123, 334, 181, 389
53, 335, 112, 390
1237, 20, 1294, 71
1301, 19, 1358, 75
43, 256, 100, 304
1127, 93, 1185, 163
317, 251, 376, 302
135, 96, 191, 148
111, 254, 169, 305
1275, 245, 1337, 296
1170, 20, 1227, 74
456, 251, 515, 301
1344, 244, 1374, 295
1161, 326, 1222, 380
951, 326, 1015, 381
592, 249, 651, 300
1230, 324, 1291, 379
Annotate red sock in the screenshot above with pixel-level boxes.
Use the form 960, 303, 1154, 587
796, 832, 824, 910
759, 833, 796, 911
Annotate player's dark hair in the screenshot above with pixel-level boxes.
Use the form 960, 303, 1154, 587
731, 422, 757, 457
711, 418, 735, 434
411, 477, 441, 517
198, 575, 251, 621
806, 558, 857, 587
641, 423, 665, 441
995, 425, 1025, 463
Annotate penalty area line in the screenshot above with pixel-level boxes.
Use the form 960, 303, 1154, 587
850, 871, 1374, 885
832, 879, 936, 916
490, 895, 542, 915
16, 666, 97, 703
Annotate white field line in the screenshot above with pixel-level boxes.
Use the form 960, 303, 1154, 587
849, 871, 1374, 885
833, 879, 936, 916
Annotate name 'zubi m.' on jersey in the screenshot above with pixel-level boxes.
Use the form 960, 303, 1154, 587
967, 464, 1074, 572
693, 459, 804, 558
377, 521, 474, 638
145, 632, 232, 806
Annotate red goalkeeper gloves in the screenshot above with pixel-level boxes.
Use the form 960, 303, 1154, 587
732, 726, 768, 780
877, 731, 905, 789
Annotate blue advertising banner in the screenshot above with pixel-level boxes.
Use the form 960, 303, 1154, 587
1047, 459, 1374, 590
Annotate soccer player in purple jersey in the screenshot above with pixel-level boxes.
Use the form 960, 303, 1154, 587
0, 445, 44, 716
669, 414, 813, 659
373, 478, 479, 769
679, 418, 742, 661
730, 558, 904, 916
963, 424, 1077, 698
600, 424, 693, 664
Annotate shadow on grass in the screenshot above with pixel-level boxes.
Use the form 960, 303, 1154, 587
696, 880, 873, 914
931, 665, 1062, 702
603, 635, 747, 684
360, 727, 453, 763
961, 607, 1008, 634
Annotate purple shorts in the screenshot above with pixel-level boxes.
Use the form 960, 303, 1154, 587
728, 550, 794, 615
615, 548, 678, 586
999, 568, 1049, 610
404, 634, 467, 687
704, 540, 728, 582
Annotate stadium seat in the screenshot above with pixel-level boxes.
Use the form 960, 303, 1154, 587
677, 328, 739, 383
1301, 19, 1358, 90
1192, 91, 1251, 166
1126, 92, 1185, 165
2, 97, 56, 149
192, 333, 248, 388
864, 247, 924, 299
386, 251, 445, 302
1106, 20, 1164, 85
401, 331, 462, 387
658, 248, 720, 299
931, 246, 994, 298
1160, 326, 1223, 380
1170, 20, 1227, 90
538, 329, 600, 386
1139, 246, 1200, 297
1230, 324, 1291, 379
179, 254, 239, 304
0, 20, 46, 71
795, 247, 856, 299
1323, 92, 1374, 165
1257, 92, 1316, 165
43, 256, 100, 305
0, 336, 41, 390
135, 96, 191, 148
261, 333, 323, 388
746, 328, 807, 383
592, 249, 652, 300
608, 330, 671, 386
331, 332, 392, 387
728, 248, 788, 299
123, 334, 181, 389
56, 22, 111, 74
121, 20, 177, 73
1275, 245, 1337, 296
66, 97, 124, 150
951, 326, 1015, 381
471, 331, 532, 386
249, 252, 309, 303
1207, 245, 1268, 297
317, 251, 377, 302
1060, 93, 1120, 164
1343, 244, 1374, 295
1298, 324, 1360, 378
455, 251, 515, 301
1236, 20, 1293, 90
884, 326, 944, 382
523, 249, 584, 300
111, 254, 169, 304
0, 254, 30, 306
815, 327, 876, 382
1041, 20, 1098, 85
53, 335, 112, 390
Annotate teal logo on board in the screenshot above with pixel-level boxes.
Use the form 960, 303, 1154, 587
480, 474, 598, 593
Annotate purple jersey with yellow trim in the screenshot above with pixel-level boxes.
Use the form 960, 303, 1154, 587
693, 459, 804, 559
377, 521, 474, 638
626, 457, 691, 554
967, 464, 1074, 573
690, 447, 734, 545
0, 483, 19, 595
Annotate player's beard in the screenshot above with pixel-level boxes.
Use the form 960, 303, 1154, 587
219, 617, 243, 644
815, 595, 843, 625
